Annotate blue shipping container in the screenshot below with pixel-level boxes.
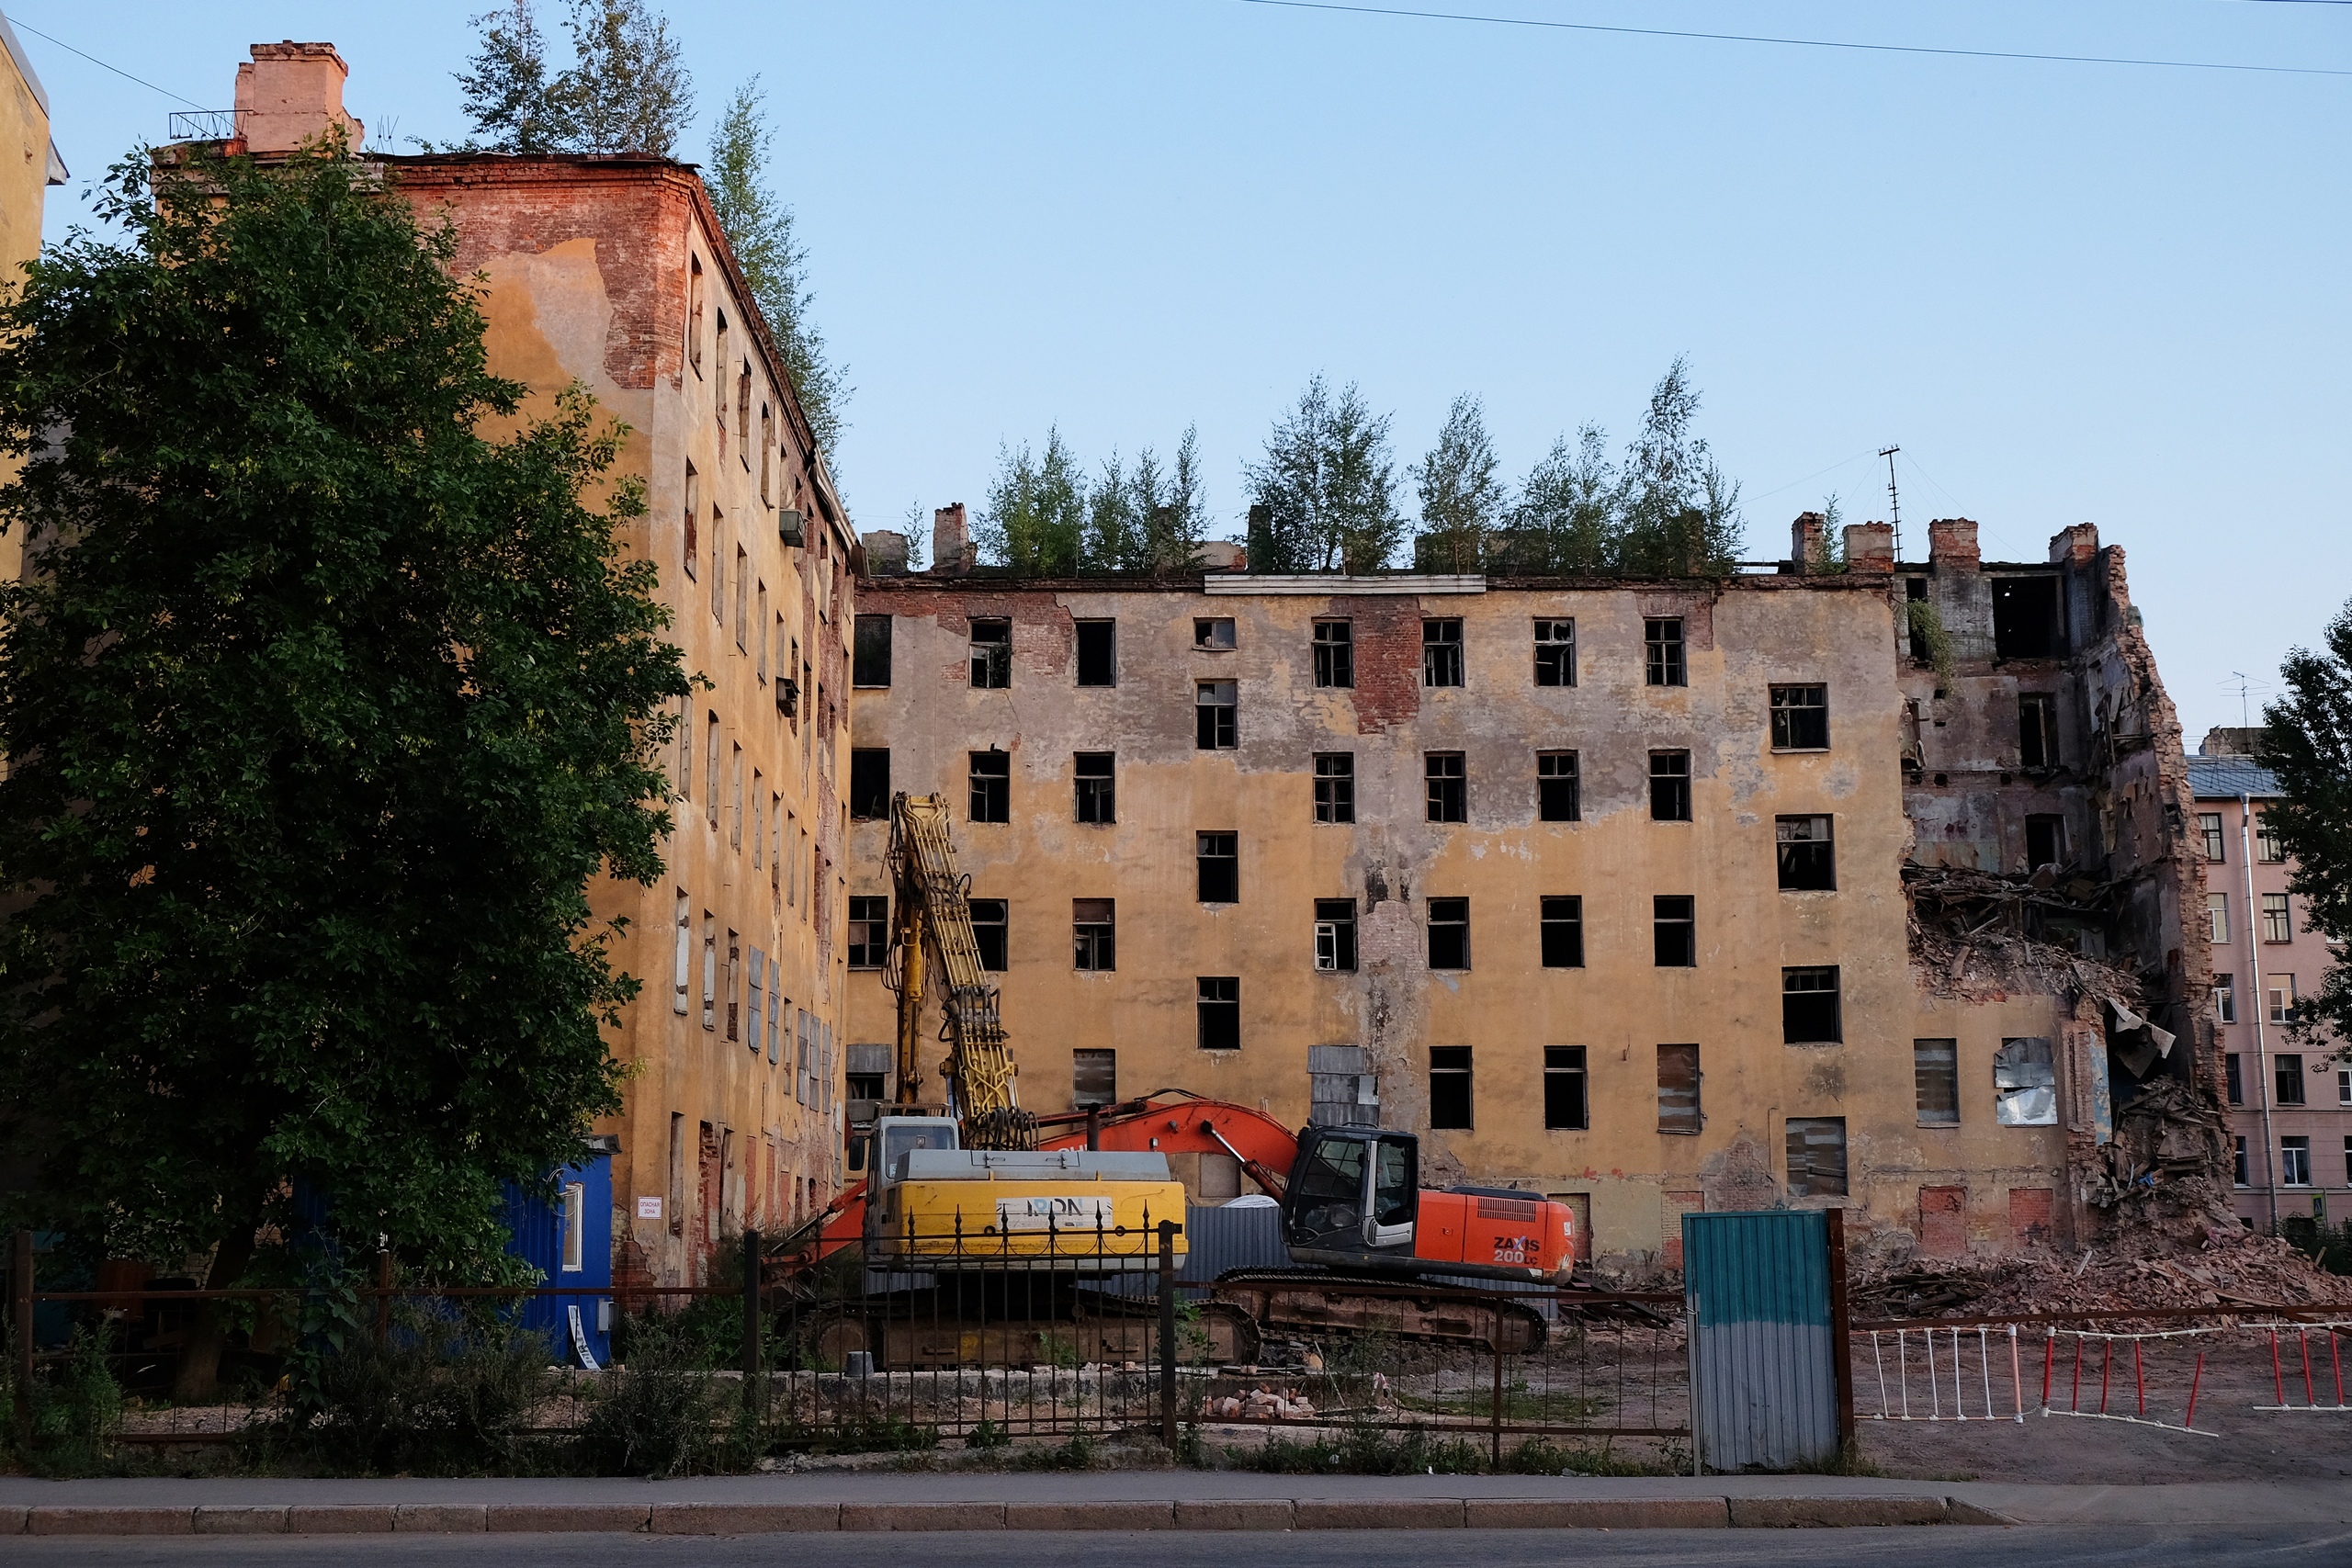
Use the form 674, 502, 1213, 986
500, 1156, 613, 1368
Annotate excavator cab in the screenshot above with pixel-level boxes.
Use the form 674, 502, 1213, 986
1282, 1126, 1420, 1271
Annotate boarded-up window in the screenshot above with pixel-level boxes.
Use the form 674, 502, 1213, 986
746, 947, 763, 1055
1914, 1039, 1959, 1125
845, 1043, 890, 1101
1073, 1048, 1115, 1108
1993, 1037, 2057, 1126
1786, 1118, 1848, 1198
672, 890, 692, 1015
1309, 1044, 1375, 1126
1657, 1043, 1701, 1134
853, 615, 892, 687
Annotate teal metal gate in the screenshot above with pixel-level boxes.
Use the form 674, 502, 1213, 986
1683, 1210, 1843, 1470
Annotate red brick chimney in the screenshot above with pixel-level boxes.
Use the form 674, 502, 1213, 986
932, 503, 973, 575
233, 42, 363, 155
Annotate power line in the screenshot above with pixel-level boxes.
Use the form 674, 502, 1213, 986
8, 17, 205, 110
1234, 0, 2352, 78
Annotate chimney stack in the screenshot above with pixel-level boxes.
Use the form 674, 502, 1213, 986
1842, 523, 1894, 571
1927, 519, 1981, 571
932, 502, 972, 575
232, 42, 363, 155
1790, 513, 1826, 574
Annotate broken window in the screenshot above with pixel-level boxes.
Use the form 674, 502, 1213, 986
1650, 750, 1690, 821
1308, 1044, 1376, 1127
1425, 751, 1466, 822
1197, 832, 1238, 903
849, 749, 890, 820
1533, 618, 1576, 687
2199, 810, 2225, 863
2257, 818, 2285, 863
683, 461, 699, 579
847, 897, 888, 969
1784, 1118, 1848, 1198
1782, 965, 1841, 1043
1538, 750, 1580, 822
2277, 1053, 2306, 1107
1073, 1048, 1115, 1109
2263, 892, 2292, 943
2225, 1052, 2244, 1106
1313, 620, 1353, 688
2267, 973, 2298, 1024
1544, 1046, 1588, 1130
2026, 814, 2067, 873
2208, 893, 2231, 944
2214, 974, 2236, 1025
969, 618, 1012, 688
672, 889, 691, 1017
1197, 977, 1240, 1051
1769, 684, 1829, 750
1073, 898, 1116, 972
1653, 896, 1695, 967
967, 750, 1010, 822
1657, 1043, 1701, 1134
2282, 1135, 2312, 1187
1776, 815, 1836, 891
1075, 619, 1116, 686
1429, 1046, 1473, 1129
1427, 897, 1470, 970
2019, 693, 2060, 771
846, 1043, 890, 1103
725, 929, 741, 1041
1314, 898, 1357, 972
1992, 575, 2064, 659
1196, 681, 1238, 749
700, 913, 718, 1031
854, 614, 892, 687
1541, 896, 1583, 968
1075, 751, 1115, 824
970, 898, 1008, 972
1421, 618, 1464, 687
687, 257, 705, 373
1314, 754, 1355, 823
1645, 617, 1686, 687
1193, 616, 1235, 650
1914, 1040, 1959, 1126
733, 547, 750, 649
2233, 1135, 2249, 1188
1992, 1037, 2057, 1126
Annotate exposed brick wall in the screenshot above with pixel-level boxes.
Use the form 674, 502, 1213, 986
1330, 594, 1422, 735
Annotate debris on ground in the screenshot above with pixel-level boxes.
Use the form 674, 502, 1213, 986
1199, 1385, 1317, 1421
1851, 1225, 2352, 1323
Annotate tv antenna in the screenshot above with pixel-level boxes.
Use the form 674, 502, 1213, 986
1879, 446, 1902, 560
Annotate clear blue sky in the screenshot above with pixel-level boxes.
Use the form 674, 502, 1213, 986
12, 1, 2348, 740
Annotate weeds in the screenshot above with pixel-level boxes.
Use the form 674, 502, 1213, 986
579, 1311, 730, 1477
1013, 1428, 1098, 1470
13, 1326, 128, 1477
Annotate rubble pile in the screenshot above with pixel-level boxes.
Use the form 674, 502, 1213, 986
1905, 863, 2144, 1005
1853, 1227, 2352, 1324
1199, 1385, 1318, 1421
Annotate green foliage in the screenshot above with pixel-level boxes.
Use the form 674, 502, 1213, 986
581, 1310, 731, 1476
1907, 599, 1956, 688
1245, 376, 1406, 573
976, 429, 1088, 576
2278, 1214, 2352, 1274
0, 143, 689, 1269
1082, 428, 1213, 575
2263, 605, 2352, 1060
966, 1417, 1012, 1449
1238, 1425, 1487, 1475
707, 77, 849, 464
1411, 395, 1505, 572
452, 0, 692, 157
1012, 1427, 1099, 1470
1496, 424, 1617, 573
13, 1327, 127, 1477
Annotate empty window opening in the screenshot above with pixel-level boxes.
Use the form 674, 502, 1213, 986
1770, 683, 1829, 750
1314, 754, 1355, 823
1544, 1046, 1589, 1130
1197, 977, 1240, 1051
1075, 620, 1116, 686
1782, 965, 1842, 1043
2234, 1135, 2249, 1188
2263, 892, 2292, 942
1425, 751, 1466, 823
725, 930, 741, 1041
967, 750, 1010, 822
970, 898, 1008, 971
2020, 693, 2060, 770
1073, 898, 1116, 972
2026, 814, 2068, 873
2278, 1053, 2307, 1107
1653, 896, 1696, 967
1533, 618, 1576, 687
969, 618, 1012, 688
1196, 681, 1238, 749
733, 547, 750, 648
686, 257, 705, 374
1428, 897, 1471, 971
682, 462, 699, 578
1993, 1037, 2057, 1125
1422, 619, 1464, 687
1541, 896, 1584, 968
1075, 752, 1115, 824
1784, 1118, 1848, 1197
1538, 750, 1580, 822
1314, 898, 1358, 972
1429, 1046, 1473, 1130
1914, 1040, 1959, 1126
853, 615, 893, 687
849, 749, 890, 820
1645, 617, 1686, 687
1193, 617, 1236, 650
2225, 1053, 2245, 1106
1657, 1043, 1701, 1134
1650, 750, 1691, 821
1776, 814, 1836, 890
1992, 575, 2064, 660
1313, 620, 1354, 688
847, 897, 888, 969
1073, 1048, 1115, 1109
705, 714, 721, 828
1196, 831, 1238, 903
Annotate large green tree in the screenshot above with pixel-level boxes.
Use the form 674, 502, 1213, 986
1410, 394, 1504, 572
0, 144, 687, 1376
2262, 604, 2352, 1060
453, 0, 692, 158
1244, 376, 1405, 574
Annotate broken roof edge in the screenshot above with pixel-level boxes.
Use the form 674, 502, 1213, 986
858, 570, 1894, 593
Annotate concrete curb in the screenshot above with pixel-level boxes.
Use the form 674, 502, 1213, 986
2, 1495, 2012, 1535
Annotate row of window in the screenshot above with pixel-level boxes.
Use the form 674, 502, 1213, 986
2235, 1135, 2352, 1189
2206, 893, 2297, 946
2213, 973, 2301, 1027
667, 892, 833, 1111
2223, 1052, 2346, 1107
2199, 809, 2287, 865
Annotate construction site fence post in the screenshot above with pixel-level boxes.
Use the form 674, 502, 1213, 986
1491, 1300, 1504, 1469
742, 1229, 763, 1419
11, 1229, 30, 1445
1158, 1219, 1177, 1451
1826, 1204, 1856, 1447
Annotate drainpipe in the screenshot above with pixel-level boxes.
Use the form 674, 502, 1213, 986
2243, 795, 2280, 1230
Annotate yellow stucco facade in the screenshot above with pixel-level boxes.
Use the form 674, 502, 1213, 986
0, 16, 62, 587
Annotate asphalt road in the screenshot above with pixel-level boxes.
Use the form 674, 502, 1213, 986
9, 1528, 2352, 1567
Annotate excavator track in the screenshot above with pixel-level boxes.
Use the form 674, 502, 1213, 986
1211, 1268, 1550, 1353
